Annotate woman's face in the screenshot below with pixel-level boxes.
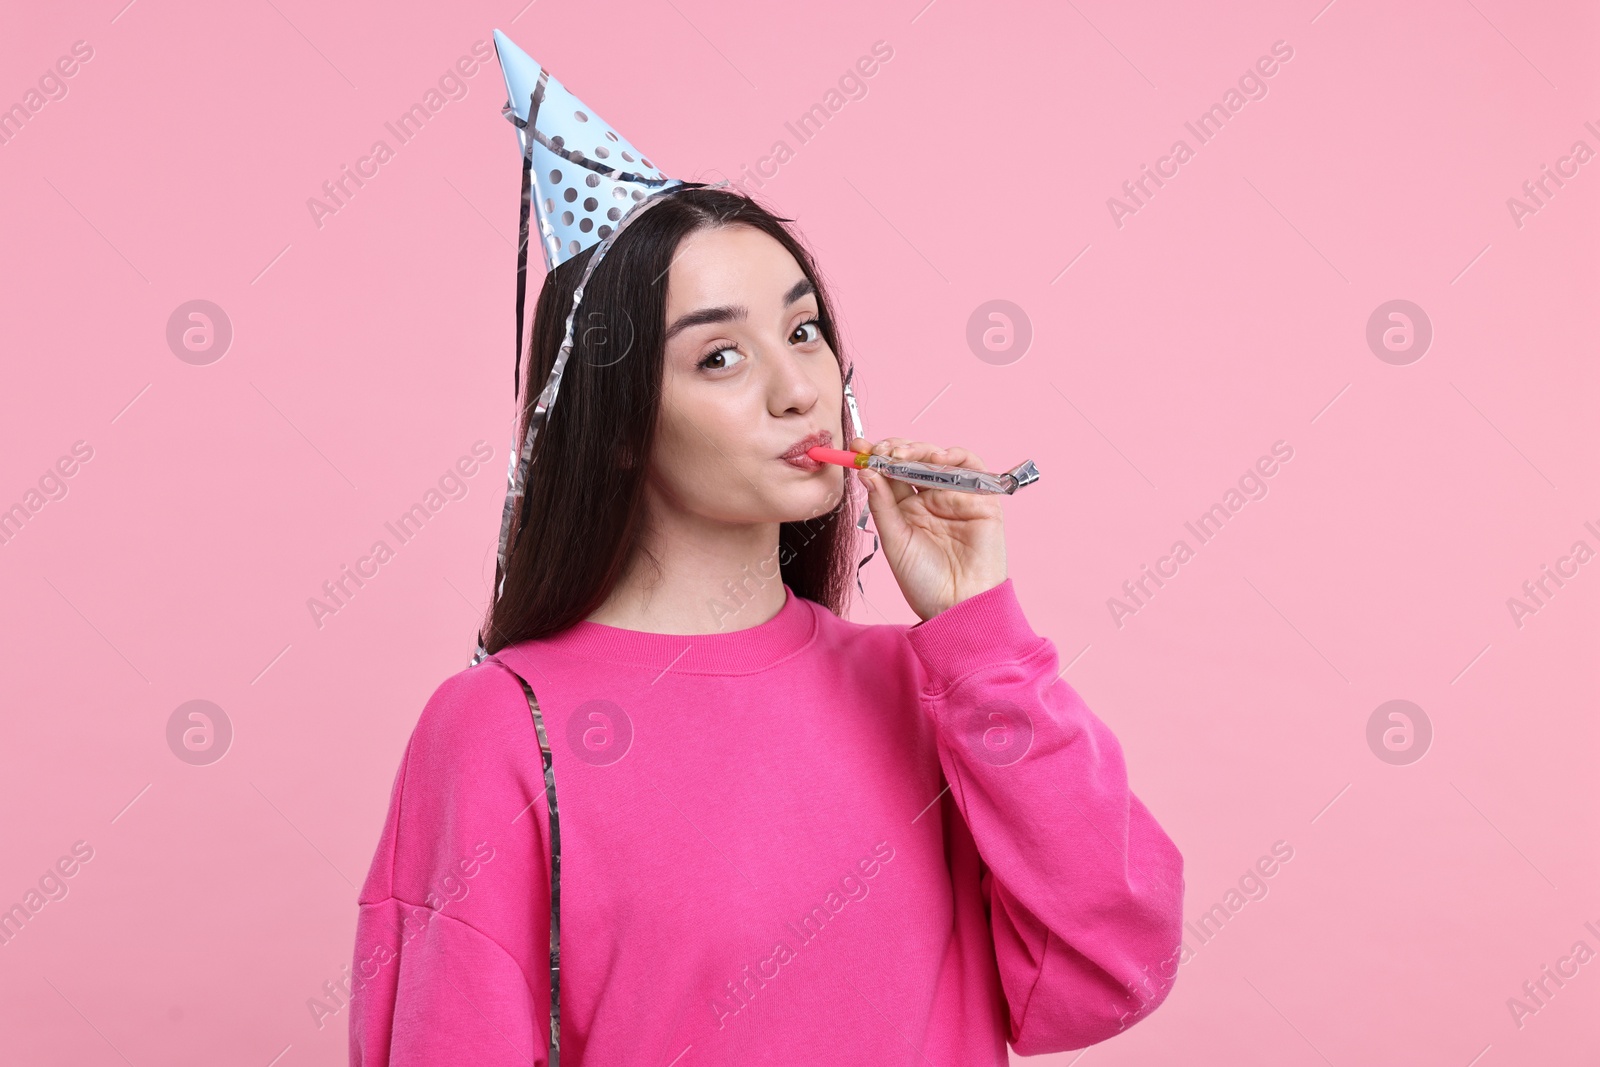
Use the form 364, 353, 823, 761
650, 223, 846, 527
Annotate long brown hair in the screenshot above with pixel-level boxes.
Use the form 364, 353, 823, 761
478, 186, 863, 655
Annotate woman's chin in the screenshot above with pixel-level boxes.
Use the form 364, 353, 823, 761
772, 471, 848, 522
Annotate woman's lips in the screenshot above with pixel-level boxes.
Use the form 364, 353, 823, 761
780, 432, 833, 472
781, 451, 825, 472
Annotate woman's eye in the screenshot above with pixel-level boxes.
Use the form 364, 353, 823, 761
791, 320, 822, 345
698, 346, 745, 371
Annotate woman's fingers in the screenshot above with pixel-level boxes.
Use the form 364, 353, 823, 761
852, 438, 986, 466
870, 436, 909, 458
851, 438, 988, 478
853, 437, 916, 504
877, 439, 988, 474
933, 443, 986, 472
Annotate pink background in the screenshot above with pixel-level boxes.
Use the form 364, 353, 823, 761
2, 0, 1596, 1063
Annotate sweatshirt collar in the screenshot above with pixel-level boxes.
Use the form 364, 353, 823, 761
499, 583, 818, 677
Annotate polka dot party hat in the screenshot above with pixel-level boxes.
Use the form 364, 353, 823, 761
491, 28, 685, 271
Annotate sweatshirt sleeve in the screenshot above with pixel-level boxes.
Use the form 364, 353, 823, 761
348, 661, 554, 1067
902, 578, 1185, 1053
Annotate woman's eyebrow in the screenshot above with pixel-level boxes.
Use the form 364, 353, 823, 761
664, 277, 816, 342
783, 277, 815, 307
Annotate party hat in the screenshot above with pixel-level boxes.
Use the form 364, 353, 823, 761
492, 28, 684, 271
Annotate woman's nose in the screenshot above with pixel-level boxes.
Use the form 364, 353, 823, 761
765, 341, 821, 414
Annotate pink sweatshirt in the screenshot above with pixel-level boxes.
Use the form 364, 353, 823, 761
349, 578, 1185, 1065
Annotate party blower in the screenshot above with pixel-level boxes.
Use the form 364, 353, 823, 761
808, 446, 1041, 495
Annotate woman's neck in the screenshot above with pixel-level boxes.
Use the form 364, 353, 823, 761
584, 519, 789, 636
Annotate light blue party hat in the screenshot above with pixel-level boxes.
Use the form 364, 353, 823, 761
492, 28, 684, 270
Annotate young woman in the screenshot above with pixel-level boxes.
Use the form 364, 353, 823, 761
349, 186, 1185, 1065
